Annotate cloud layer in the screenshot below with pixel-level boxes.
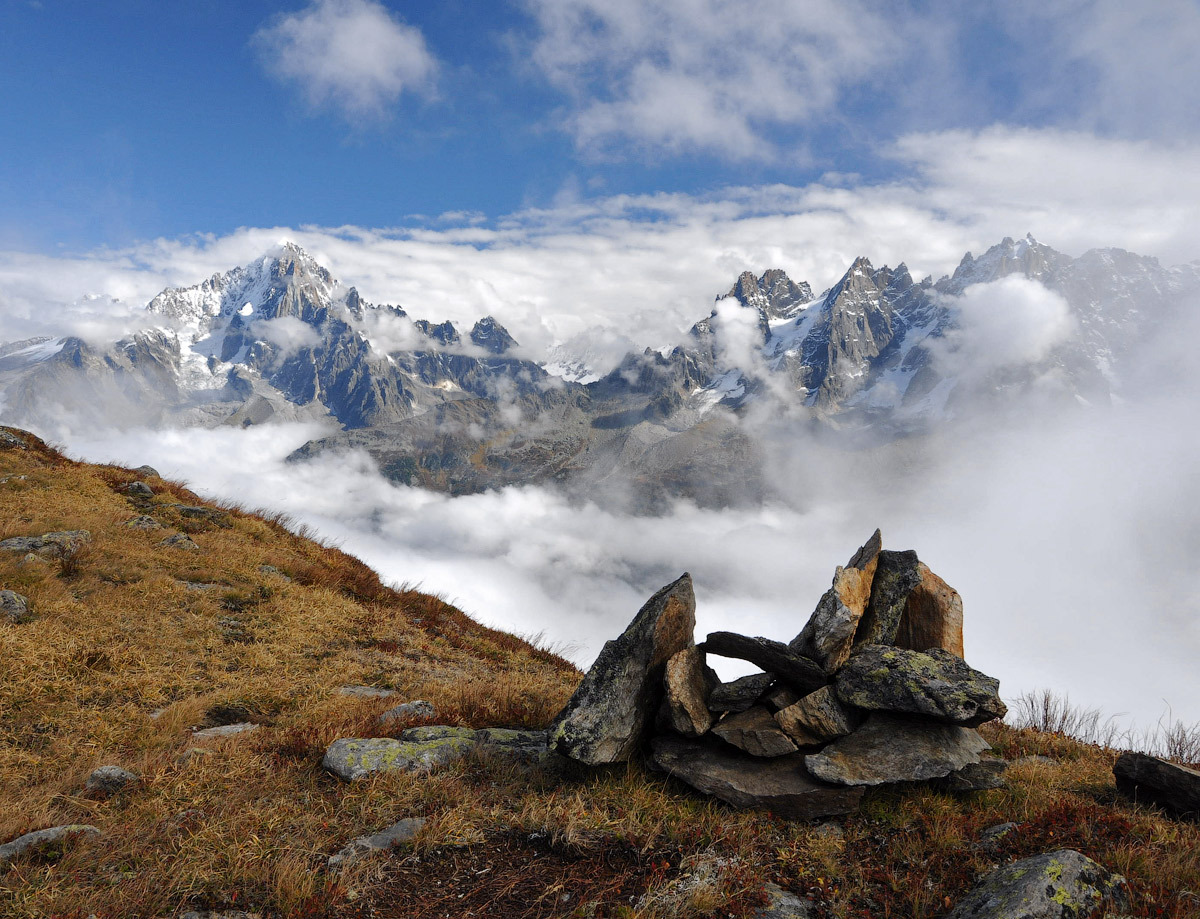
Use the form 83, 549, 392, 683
253, 0, 437, 122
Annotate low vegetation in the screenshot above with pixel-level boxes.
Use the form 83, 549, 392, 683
1, 427, 1197, 918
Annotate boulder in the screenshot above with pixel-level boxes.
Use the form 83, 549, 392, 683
469, 728, 554, 765
651, 735, 863, 820
937, 755, 1007, 792
1, 590, 35, 624
804, 713, 990, 786
133, 464, 160, 478
0, 530, 91, 559
708, 672, 775, 713
1113, 752, 1200, 817
852, 549, 922, 648
789, 530, 881, 672
834, 645, 1006, 727
121, 481, 154, 497
700, 632, 825, 695
85, 765, 139, 795
662, 646, 715, 737
551, 574, 696, 764
327, 817, 426, 869
944, 849, 1130, 918
711, 707, 799, 757
0, 824, 101, 866
323, 734, 476, 781
774, 686, 862, 747
893, 562, 964, 658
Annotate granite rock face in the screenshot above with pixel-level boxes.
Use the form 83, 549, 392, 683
1113, 752, 1200, 817
651, 735, 864, 820
804, 713, 990, 786
945, 849, 1130, 919
551, 574, 696, 764
835, 645, 1006, 727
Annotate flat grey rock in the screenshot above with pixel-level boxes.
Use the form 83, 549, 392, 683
937, 755, 1007, 792
835, 645, 1006, 727
0, 530, 90, 558
126, 515, 162, 530
651, 734, 864, 820
804, 713, 990, 786
945, 849, 1130, 918
323, 733, 477, 781
121, 481, 154, 496
0, 824, 101, 866
327, 817, 426, 868
159, 533, 199, 551
192, 722, 259, 741
337, 685, 399, 699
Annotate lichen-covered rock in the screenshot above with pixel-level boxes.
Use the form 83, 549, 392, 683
159, 533, 199, 551
327, 817, 426, 868
700, 632, 825, 695
708, 672, 775, 713
804, 713, 990, 786
662, 646, 715, 737
893, 562, 965, 658
1113, 751, 1200, 817
835, 645, 1006, 726
711, 707, 799, 757
323, 735, 476, 781
0, 530, 91, 558
551, 574, 696, 764
126, 515, 162, 530
774, 685, 862, 746
470, 727, 553, 764
945, 849, 1130, 918
651, 735, 864, 820
755, 882, 817, 918
1, 590, 35, 624
85, 765, 139, 795
789, 530, 880, 672
0, 824, 101, 866
853, 549, 922, 648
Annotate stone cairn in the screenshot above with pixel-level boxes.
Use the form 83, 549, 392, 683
550, 530, 1009, 818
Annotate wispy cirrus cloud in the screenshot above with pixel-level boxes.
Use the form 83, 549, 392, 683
253, 0, 438, 124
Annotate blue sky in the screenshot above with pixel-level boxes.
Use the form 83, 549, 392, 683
4, 0, 1198, 254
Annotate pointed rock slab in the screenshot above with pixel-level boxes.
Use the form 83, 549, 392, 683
835, 645, 1006, 727
700, 632, 825, 695
711, 707, 799, 757
945, 849, 1130, 919
662, 646, 715, 737
789, 530, 881, 672
651, 735, 863, 820
893, 562, 964, 658
708, 672, 775, 713
775, 685, 862, 747
551, 574, 696, 764
804, 713, 990, 786
1113, 752, 1200, 817
853, 549, 921, 648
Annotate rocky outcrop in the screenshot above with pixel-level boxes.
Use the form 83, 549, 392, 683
1113, 752, 1200, 817
805, 714, 991, 786
945, 849, 1130, 918
650, 735, 863, 820
0, 824, 101, 867
550, 574, 696, 764
834, 645, 1006, 726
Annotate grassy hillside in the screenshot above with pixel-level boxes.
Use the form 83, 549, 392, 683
1, 426, 1197, 918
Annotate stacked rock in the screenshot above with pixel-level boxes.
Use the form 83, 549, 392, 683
549, 530, 1008, 819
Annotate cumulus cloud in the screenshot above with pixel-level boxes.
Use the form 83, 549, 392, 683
253, 0, 437, 122
521, 0, 902, 159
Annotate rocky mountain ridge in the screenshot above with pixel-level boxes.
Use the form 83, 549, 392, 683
1, 236, 1196, 507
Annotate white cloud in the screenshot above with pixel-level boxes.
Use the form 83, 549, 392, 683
253, 0, 437, 122
521, 0, 901, 159
250, 315, 323, 356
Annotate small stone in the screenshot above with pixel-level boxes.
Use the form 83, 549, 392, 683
977, 822, 1019, 851
0, 824, 101, 866
126, 515, 162, 530
789, 530, 881, 672
327, 817, 426, 869
1113, 752, 1200, 818
159, 533, 199, 551
708, 672, 775, 713
775, 685, 862, 746
337, 685, 399, 699
121, 481, 154, 497
945, 849, 1130, 919
700, 632, 825, 695
804, 713, 990, 787
835, 645, 1006, 727
257, 564, 291, 581
662, 646, 715, 737
711, 707, 799, 757
1, 590, 35, 624
651, 734, 863, 820
192, 722, 259, 741
755, 882, 817, 918
550, 573, 696, 765
379, 700, 436, 723
85, 765, 139, 795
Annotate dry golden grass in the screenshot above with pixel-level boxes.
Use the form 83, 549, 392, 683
1, 425, 1198, 918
